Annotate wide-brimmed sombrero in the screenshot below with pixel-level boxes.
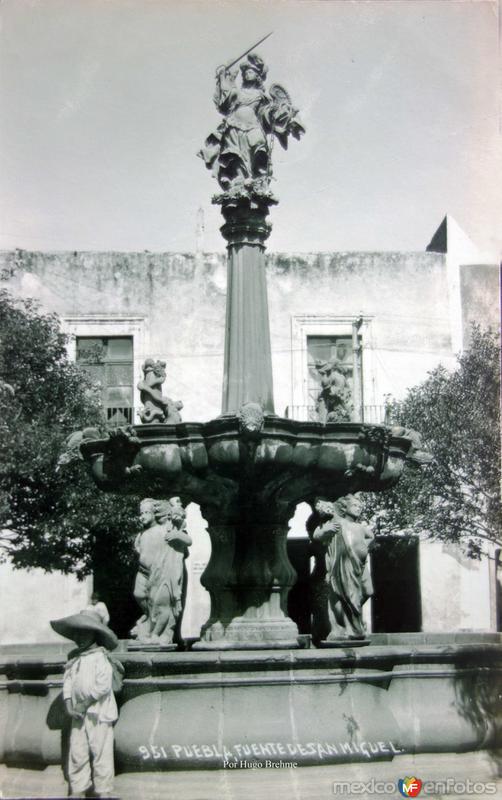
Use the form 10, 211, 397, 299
50, 610, 118, 650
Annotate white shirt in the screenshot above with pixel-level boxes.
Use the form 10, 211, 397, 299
63, 647, 118, 723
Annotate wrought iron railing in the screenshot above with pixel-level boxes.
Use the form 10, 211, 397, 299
284, 404, 390, 424
105, 406, 135, 427
362, 404, 392, 424
284, 405, 317, 421
105, 405, 391, 426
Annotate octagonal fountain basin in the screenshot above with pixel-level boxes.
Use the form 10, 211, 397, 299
1, 635, 501, 771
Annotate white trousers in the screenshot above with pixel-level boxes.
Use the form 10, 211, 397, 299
68, 716, 114, 795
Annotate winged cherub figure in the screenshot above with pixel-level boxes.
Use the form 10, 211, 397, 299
198, 52, 305, 196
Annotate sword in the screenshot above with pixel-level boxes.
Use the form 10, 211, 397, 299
220, 32, 273, 73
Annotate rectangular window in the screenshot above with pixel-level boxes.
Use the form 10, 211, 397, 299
76, 336, 134, 426
307, 334, 362, 421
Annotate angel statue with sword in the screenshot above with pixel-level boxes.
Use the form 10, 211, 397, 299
198, 34, 305, 197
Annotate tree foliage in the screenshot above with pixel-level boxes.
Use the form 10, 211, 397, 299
364, 326, 501, 557
0, 289, 138, 577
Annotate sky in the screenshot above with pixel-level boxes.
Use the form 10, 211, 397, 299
0, 0, 500, 256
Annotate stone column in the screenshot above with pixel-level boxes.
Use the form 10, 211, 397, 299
194, 508, 299, 649
220, 199, 275, 415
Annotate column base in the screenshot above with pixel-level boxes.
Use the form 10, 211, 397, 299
192, 639, 299, 651
194, 614, 300, 650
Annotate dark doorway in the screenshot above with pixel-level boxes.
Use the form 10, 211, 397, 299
287, 537, 313, 635
371, 536, 422, 633
92, 536, 138, 640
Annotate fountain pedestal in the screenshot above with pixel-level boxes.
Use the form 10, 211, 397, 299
196, 517, 298, 649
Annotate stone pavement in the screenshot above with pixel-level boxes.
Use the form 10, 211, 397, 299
1, 751, 501, 800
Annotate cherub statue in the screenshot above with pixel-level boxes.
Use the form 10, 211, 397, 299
198, 51, 305, 197
131, 497, 192, 646
310, 495, 374, 641
137, 359, 183, 424
314, 358, 353, 423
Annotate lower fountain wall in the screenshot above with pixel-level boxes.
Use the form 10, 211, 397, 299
1, 638, 501, 771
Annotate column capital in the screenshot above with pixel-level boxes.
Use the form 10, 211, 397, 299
219, 194, 276, 249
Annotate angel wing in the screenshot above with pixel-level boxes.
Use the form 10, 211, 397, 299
268, 83, 305, 149
269, 83, 292, 107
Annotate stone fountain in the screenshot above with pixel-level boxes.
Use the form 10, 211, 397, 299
79, 49, 415, 651
1, 47, 500, 777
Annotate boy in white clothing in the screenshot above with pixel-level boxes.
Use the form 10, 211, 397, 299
51, 610, 120, 798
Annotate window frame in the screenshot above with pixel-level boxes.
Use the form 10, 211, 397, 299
290, 314, 376, 422
62, 315, 148, 423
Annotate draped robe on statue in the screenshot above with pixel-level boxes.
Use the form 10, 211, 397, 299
132, 521, 189, 645
198, 63, 304, 192
316, 513, 374, 639
199, 74, 270, 188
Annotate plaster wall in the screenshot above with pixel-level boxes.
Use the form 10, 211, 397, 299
1, 248, 453, 418
1, 250, 228, 422
0, 561, 90, 644
419, 541, 492, 632
265, 251, 453, 414
180, 504, 211, 640
460, 264, 500, 348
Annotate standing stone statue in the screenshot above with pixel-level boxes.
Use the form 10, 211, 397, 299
311, 494, 374, 641
198, 51, 305, 197
131, 497, 192, 646
137, 359, 183, 424
314, 358, 353, 423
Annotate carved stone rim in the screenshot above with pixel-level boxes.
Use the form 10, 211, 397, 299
79, 417, 413, 456
2, 638, 501, 674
